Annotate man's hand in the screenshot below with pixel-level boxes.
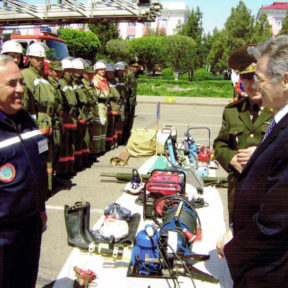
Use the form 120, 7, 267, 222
237, 146, 257, 167
216, 227, 233, 259
230, 154, 242, 173
41, 211, 47, 231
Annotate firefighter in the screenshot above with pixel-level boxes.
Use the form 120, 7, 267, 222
58, 57, 78, 177
72, 58, 90, 170
1, 40, 24, 67
114, 62, 126, 145
47, 60, 66, 188
92, 61, 109, 154
123, 60, 141, 144
82, 64, 102, 159
22, 42, 58, 191
106, 63, 121, 150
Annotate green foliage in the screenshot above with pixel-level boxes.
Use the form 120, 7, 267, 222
161, 67, 174, 78
106, 39, 131, 63
129, 36, 165, 71
88, 23, 119, 57
176, 7, 206, 74
137, 78, 233, 98
162, 35, 197, 76
250, 13, 272, 43
193, 68, 211, 81
59, 28, 100, 61
280, 11, 288, 35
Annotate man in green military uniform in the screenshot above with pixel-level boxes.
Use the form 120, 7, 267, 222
22, 42, 58, 192
123, 60, 141, 144
213, 44, 275, 222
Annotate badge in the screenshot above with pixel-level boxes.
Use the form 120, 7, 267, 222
38, 139, 48, 154
0, 163, 16, 183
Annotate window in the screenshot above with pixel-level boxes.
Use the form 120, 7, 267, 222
158, 19, 167, 28
275, 17, 283, 29
128, 22, 136, 27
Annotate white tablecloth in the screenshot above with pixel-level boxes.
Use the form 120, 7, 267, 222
53, 156, 228, 288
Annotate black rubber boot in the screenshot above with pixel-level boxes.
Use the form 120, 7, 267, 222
82, 202, 97, 243
64, 203, 90, 250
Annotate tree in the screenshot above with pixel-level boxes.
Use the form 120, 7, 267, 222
279, 11, 288, 35
162, 35, 197, 80
176, 7, 205, 69
59, 28, 100, 61
128, 36, 165, 72
224, 0, 254, 50
207, 29, 230, 74
250, 13, 272, 43
88, 23, 119, 58
106, 39, 131, 62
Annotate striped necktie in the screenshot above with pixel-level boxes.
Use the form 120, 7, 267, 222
262, 119, 276, 142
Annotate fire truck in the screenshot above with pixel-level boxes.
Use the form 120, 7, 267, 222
6, 27, 69, 73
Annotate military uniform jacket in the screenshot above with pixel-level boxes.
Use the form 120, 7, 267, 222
213, 98, 274, 175
0, 109, 48, 223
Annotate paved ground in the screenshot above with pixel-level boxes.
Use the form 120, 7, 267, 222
36, 96, 230, 288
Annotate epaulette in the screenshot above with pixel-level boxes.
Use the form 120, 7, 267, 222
225, 97, 247, 108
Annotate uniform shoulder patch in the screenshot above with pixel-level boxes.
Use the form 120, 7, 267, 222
0, 163, 16, 183
225, 97, 246, 108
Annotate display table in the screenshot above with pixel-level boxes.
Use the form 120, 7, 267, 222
53, 156, 227, 288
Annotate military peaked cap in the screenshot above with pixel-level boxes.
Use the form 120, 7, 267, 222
228, 44, 257, 74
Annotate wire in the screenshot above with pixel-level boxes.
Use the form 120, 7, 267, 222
146, 227, 180, 288
166, 243, 197, 288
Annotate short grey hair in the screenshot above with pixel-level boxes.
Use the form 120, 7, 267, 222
0, 54, 14, 67
254, 35, 288, 81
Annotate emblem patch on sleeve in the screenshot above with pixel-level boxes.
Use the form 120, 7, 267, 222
0, 163, 16, 183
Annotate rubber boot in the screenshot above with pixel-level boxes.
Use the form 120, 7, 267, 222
82, 202, 97, 243
64, 203, 90, 250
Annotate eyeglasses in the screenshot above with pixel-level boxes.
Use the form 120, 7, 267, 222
240, 73, 255, 80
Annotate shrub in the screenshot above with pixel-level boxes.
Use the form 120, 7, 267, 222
193, 68, 211, 81
161, 67, 174, 79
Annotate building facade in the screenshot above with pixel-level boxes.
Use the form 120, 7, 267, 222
118, 2, 190, 39
257, 2, 288, 35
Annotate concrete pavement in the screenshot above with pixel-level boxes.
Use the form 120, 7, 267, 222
36, 96, 229, 288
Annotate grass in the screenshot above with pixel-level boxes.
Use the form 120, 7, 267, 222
137, 77, 233, 98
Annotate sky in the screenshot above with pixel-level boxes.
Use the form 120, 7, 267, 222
161, 0, 272, 34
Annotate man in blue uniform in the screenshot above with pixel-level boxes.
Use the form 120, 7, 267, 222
0, 55, 48, 288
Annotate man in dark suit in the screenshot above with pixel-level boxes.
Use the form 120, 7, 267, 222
217, 35, 288, 288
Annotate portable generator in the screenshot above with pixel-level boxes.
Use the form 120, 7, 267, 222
143, 169, 186, 220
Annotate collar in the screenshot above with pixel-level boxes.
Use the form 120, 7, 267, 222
0, 110, 7, 121
274, 104, 288, 124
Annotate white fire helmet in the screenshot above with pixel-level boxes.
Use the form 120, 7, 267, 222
1, 40, 23, 55
72, 58, 85, 70
26, 43, 46, 57
61, 57, 74, 70
94, 61, 106, 71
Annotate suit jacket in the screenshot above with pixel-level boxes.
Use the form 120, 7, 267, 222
224, 113, 288, 288
213, 98, 274, 219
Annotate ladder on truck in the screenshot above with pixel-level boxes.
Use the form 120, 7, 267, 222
0, 0, 162, 26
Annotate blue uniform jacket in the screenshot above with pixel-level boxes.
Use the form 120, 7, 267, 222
0, 109, 48, 224
224, 113, 288, 287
